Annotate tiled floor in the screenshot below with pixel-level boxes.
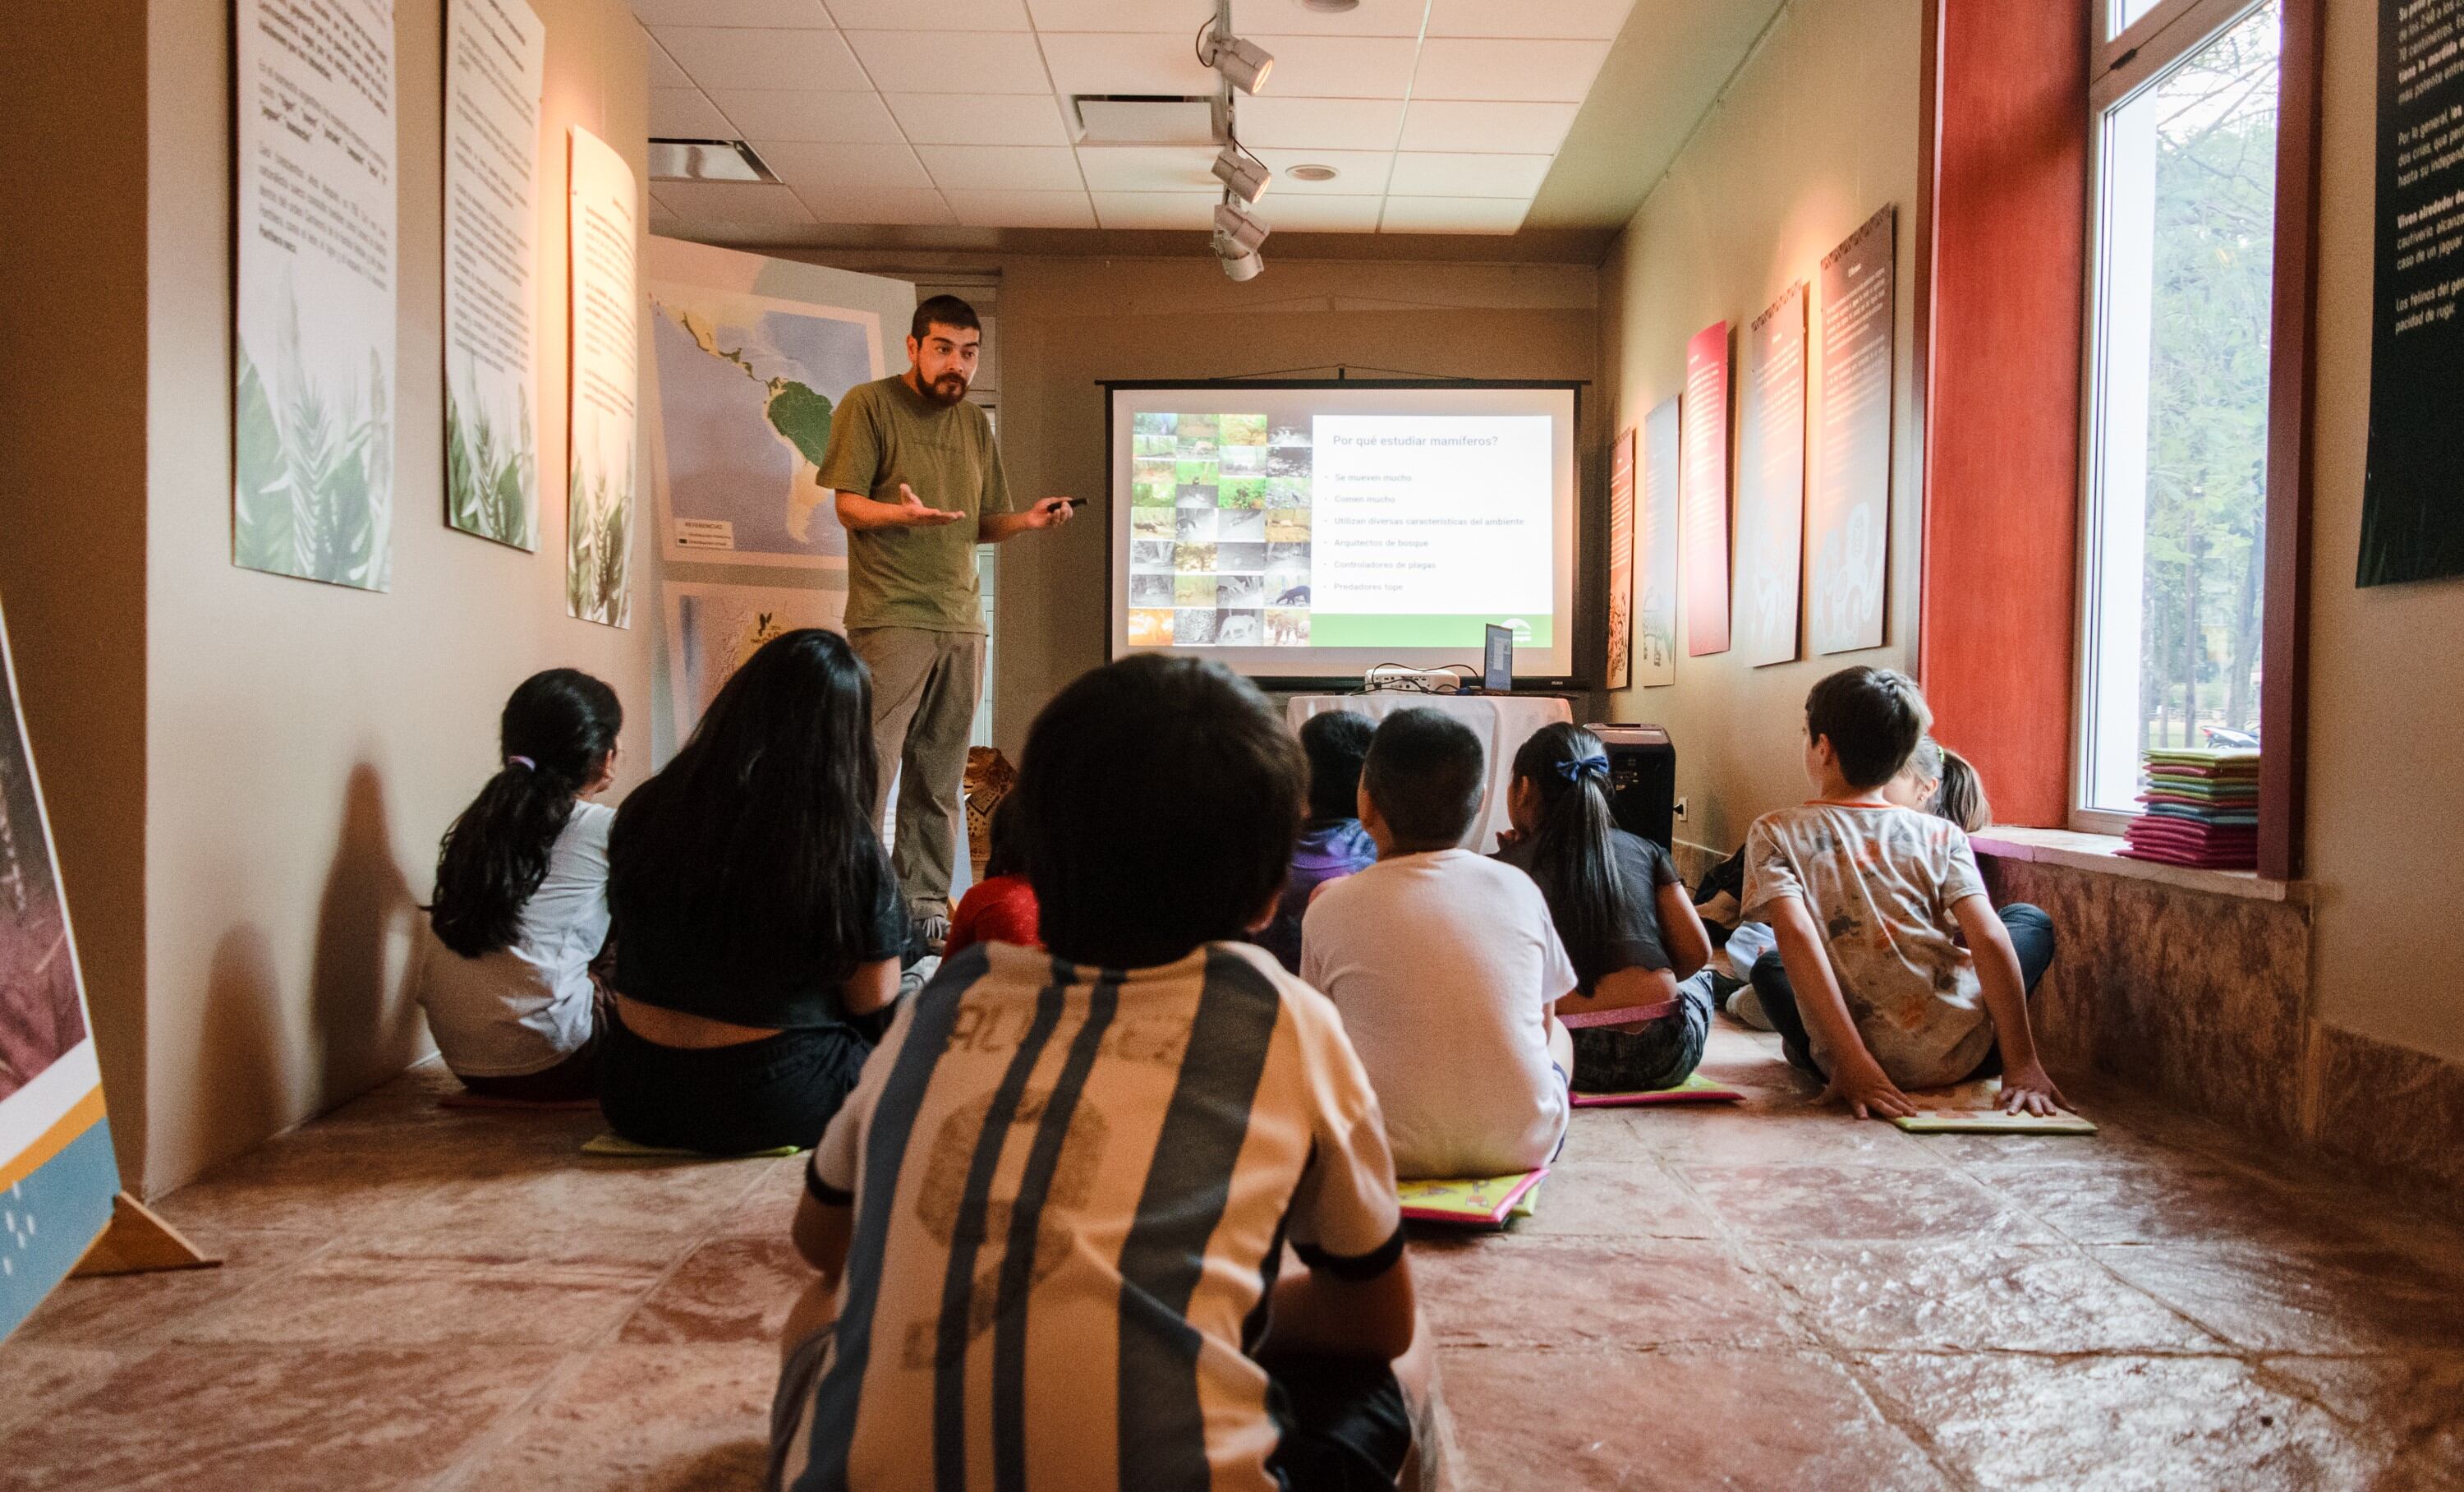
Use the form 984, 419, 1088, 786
5, 1022, 2462, 1490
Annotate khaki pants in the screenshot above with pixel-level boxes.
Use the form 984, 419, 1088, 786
849, 626, 983, 916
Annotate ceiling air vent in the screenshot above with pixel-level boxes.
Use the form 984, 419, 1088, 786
1072, 95, 1218, 147
648, 139, 777, 184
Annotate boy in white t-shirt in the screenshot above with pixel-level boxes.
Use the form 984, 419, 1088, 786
1303, 708, 1578, 1180
1740, 667, 2065, 1120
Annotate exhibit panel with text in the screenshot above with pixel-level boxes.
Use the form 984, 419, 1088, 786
1106, 384, 1580, 683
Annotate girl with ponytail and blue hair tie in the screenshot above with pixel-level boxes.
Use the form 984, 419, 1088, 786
1495, 723, 1717, 1094
417, 669, 624, 1101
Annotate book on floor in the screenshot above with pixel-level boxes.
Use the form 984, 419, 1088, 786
1570, 1072, 1746, 1107
1891, 1110, 2099, 1135
1396, 1168, 1548, 1226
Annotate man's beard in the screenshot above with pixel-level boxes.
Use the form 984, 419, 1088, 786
922, 371, 968, 408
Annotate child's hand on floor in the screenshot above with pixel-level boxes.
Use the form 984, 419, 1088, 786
1996, 1061, 2066, 1117
1823, 1053, 1919, 1121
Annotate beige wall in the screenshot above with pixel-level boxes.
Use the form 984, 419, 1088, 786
2305, 0, 2464, 1065
977, 255, 1602, 758
1596, 0, 1927, 854
0, 0, 154, 1181
126, 0, 653, 1194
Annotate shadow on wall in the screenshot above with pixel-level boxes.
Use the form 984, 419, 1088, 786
307, 762, 422, 1109
198, 923, 283, 1157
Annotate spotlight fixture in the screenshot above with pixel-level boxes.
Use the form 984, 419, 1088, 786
1215, 231, 1266, 282
1213, 197, 1271, 256
1212, 143, 1271, 203
1201, 27, 1275, 95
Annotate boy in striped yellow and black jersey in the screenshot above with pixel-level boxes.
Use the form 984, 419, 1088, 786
770, 656, 1418, 1492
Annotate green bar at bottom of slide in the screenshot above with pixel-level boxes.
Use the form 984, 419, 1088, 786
1305, 614, 1555, 648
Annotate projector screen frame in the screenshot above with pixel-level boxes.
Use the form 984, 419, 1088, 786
1100, 377, 1593, 692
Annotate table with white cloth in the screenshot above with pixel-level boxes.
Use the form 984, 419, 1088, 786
1284, 693, 1576, 854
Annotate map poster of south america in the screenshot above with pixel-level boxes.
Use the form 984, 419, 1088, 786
567, 125, 639, 627
232, 0, 399, 591
443, 0, 546, 550
0, 593, 117, 1343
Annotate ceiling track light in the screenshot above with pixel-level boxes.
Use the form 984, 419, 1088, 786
1212, 143, 1271, 203
1214, 196, 1270, 256
1215, 231, 1266, 282
1197, 14, 1274, 96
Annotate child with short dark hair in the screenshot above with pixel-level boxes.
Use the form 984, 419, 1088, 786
1742, 668, 2063, 1118
1257, 710, 1379, 972
1303, 707, 1577, 1180
942, 795, 1037, 955
771, 655, 1418, 1492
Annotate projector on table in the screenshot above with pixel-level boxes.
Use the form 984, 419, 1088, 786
1361, 665, 1466, 695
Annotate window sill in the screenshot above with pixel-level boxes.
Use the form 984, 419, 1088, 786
1970, 826, 2308, 905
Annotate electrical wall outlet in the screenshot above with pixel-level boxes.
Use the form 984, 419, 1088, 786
1673, 795, 1689, 821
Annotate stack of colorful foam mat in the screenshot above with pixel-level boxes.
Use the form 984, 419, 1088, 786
2120, 748, 2259, 868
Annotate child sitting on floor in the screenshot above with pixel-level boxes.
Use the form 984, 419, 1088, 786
943, 795, 1037, 955
1886, 735, 1993, 834
1495, 723, 1716, 1095
1303, 707, 1577, 1180
416, 670, 623, 1102
1740, 667, 2063, 1118
1257, 710, 1379, 972
771, 655, 1419, 1492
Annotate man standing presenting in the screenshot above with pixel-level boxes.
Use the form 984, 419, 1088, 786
816, 295, 1073, 940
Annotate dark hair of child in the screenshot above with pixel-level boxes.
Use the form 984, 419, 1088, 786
981, 794, 1027, 880
1510, 722, 1630, 988
1804, 665, 1932, 791
1014, 655, 1302, 970
1362, 707, 1486, 853
609, 629, 892, 991
1933, 746, 1993, 833
1299, 710, 1377, 825
430, 669, 621, 958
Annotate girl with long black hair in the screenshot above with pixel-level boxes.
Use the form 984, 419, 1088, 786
417, 669, 623, 1101
600, 629, 908, 1154
1494, 723, 1717, 1094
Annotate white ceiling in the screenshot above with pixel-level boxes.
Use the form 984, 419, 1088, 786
637, 0, 1635, 240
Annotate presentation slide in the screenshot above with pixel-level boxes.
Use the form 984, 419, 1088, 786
1107, 384, 1580, 682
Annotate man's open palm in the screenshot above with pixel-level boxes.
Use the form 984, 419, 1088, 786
896, 482, 964, 527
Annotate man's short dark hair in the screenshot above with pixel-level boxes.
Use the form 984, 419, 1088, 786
1299, 711, 1376, 823
1805, 666, 1932, 790
1017, 656, 1302, 969
1362, 708, 1485, 853
910, 294, 980, 344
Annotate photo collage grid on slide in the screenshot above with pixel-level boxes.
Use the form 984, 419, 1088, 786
1127, 413, 1312, 647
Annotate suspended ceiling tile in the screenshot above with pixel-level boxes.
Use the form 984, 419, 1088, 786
886, 92, 1075, 147
648, 180, 821, 224
842, 30, 1054, 94
652, 26, 871, 93
645, 35, 694, 90
1397, 99, 1579, 155
753, 140, 935, 191
1386, 150, 1553, 198
915, 144, 1087, 191
1091, 191, 1217, 229
1038, 30, 1219, 94
1228, 0, 1427, 37
1243, 35, 1420, 99
1252, 194, 1384, 233
629, 0, 834, 27
794, 184, 960, 225
1231, 95, 1404, 150
1378, 195, 1531, 234
943, 189, 1101, 228
1074, 145, 1220, 193
825, 0, 1029, 29
1409, 38, 1612, 102
1248, 147, 1396, 194
1023, 0, 1190, 33
713, 90, 904, 144
1423, 0, 1637, 40
650, 88, 734, 139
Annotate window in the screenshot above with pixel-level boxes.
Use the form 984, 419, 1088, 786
2078, 0, 2282, 822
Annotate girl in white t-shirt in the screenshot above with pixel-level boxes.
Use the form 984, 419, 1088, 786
416, 670, 623, 1101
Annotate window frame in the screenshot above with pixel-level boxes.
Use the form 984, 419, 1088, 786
2068, 0, 2320, 878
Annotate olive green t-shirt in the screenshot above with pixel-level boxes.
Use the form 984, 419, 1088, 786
813, 375, 1014, 633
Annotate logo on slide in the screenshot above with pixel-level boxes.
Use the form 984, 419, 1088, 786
1503, 618, 1535, 645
